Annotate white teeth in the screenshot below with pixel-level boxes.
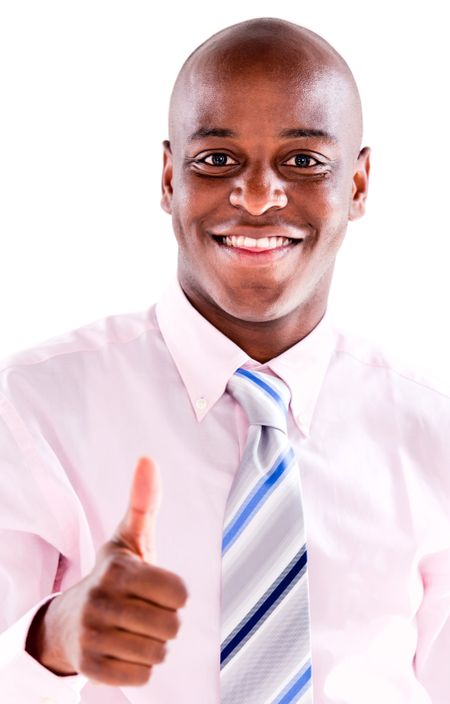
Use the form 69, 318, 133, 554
223, 235, 293, 249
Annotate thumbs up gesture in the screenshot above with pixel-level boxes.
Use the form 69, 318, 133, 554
25, 457, 189, 686
109, 455, 162, 564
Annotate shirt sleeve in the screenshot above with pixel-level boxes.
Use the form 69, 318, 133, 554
0, 589, 88, 702
412, 390, 450, 704
414, 548, 450, 704
0, 390, 91, 703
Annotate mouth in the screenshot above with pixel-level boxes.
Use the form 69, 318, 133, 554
210, 233, 304, 261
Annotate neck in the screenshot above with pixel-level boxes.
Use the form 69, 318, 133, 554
181, 286, 329, 363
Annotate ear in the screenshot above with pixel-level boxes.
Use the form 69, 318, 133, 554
349, 146, 371, 221
161, 140, 173, 214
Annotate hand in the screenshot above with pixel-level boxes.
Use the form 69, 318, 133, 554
26, 456, 189, 686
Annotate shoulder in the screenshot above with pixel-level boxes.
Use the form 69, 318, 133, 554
0, 304, 160, 374
0, 304, 161, 413
331, 323, 450, 402
325, 324, 450, 486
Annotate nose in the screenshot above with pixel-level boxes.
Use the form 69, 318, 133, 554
229, 164, 288, 215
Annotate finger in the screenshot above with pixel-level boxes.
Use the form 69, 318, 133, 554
82, 652, 152, 687
83, 625, 168, 667
87, 586, 185, 636
115, 456, 162, 563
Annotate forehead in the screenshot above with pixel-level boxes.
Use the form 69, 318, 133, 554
174, 60, 353, 144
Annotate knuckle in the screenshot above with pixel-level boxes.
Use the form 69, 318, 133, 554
127, 634, 166, 665
152, 641, 167, 664
79, 650, 100, 678
86, 584, 105, 602
83, 589, 110, 619
134, 665, 153, 686
101, 553, 128, 587
112, 657, 152, 686
172, 576, 189, 607
83, 590, 123, 629
80, 623, 100, 649
82, 587, 104, 616
80, 651, 152, 687
165, 611, 181, 639
80, 599, 97, 629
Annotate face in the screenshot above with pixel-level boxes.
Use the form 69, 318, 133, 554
161, 56, 370, 325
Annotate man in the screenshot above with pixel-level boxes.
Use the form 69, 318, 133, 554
0, 15, 449, 704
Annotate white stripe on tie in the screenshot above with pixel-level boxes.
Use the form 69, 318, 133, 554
220, 368, 313, 703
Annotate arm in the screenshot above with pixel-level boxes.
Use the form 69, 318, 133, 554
0, 534, 88, 703
0, 396, 188, 695
0, 394, 89, 702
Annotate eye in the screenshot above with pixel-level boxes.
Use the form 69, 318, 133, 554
197, 153, 238, 167
283, 153, 321, 168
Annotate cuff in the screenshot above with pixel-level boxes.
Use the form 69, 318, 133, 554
0, 592, 88, 703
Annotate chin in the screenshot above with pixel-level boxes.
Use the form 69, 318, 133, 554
217, 292, 293, 324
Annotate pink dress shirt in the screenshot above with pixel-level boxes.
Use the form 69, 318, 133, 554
0, 277, 449, 704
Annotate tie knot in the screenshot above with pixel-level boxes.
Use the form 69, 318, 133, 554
226, 368, 291, 432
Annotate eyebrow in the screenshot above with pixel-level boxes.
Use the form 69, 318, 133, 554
279, 128, 337, 143
188, 127, 236, 141
188, 127, 337, 143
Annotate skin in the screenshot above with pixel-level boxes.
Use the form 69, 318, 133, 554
25, 458, 188, 685
24, 19, 370, 686
161, 18, 371, 362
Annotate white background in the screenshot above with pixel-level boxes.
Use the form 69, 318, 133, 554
0, 1, 449, 382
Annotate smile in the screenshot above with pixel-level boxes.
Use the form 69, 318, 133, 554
224, 234, 293, 249
212, 234, 303, 254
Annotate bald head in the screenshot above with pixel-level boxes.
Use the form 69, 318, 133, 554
168, 17, 363, 153
160, 16, 371, 347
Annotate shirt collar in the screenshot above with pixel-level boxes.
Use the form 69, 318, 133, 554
155, 277, 337, 437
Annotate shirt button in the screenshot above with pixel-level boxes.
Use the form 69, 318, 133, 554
195, 397, 208, 411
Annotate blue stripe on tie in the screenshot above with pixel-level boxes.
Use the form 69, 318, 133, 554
273, 662, 312, 703
235, 368, 287, 414
222, 446, 295, 555
221, 547, 307, 665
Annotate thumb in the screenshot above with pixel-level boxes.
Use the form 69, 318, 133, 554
113, 456, 162, 564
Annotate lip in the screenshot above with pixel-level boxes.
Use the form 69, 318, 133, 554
210, 225, 306, 240
211, 236, 303, 263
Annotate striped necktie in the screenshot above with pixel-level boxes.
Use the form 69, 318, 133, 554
220, 367, 313, 703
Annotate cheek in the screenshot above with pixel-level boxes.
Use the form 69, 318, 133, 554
290, 172, 351, 224
171, 175, 224, 228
